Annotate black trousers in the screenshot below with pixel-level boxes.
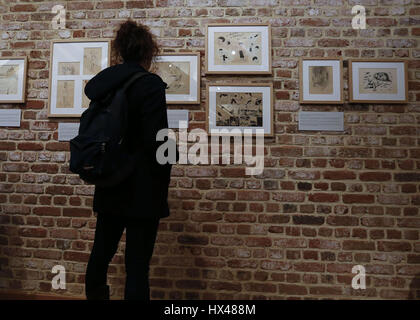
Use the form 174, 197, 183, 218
85, 212, 160, 300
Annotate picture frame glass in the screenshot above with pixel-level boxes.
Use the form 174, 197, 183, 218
351, 61, 406, 102
154, 54, 199, 104
301, 59, 342, 103
208, 85, 272, 135
49, 41, 109, 117
0, 58, 26, 102
207, 25, 271, 74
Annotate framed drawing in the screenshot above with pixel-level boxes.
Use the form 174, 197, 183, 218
206, 83, 273, 136
205, 24, 272, 75
153, 52, 200, 104
48, 40, 111, 117
0, 57, 27, 103
349, 59, 408, 103
299, 58, 344, 104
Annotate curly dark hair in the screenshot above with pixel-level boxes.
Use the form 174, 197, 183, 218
114, 20, 159, 67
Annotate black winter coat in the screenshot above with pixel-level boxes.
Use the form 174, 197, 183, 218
84, 61, 172, 220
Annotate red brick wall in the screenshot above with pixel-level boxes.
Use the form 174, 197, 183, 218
0, 0, 419, 299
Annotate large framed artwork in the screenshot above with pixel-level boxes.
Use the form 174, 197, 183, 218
205, 24, 272, 75
206, 83, 273, 136
153, 52, 200, 104
0, 57, 27, 103
299, 58, 344, 104
349, 59, 408, 103
48, 40, 111, 117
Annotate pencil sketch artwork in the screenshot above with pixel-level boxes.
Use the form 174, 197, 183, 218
309, 66, 333, 95
216, 92, 263, 127
359, 68, 398, 94
156, 61, 190, 95
58, 62, 80, 75
83, 47, 102, 75
0, 64, 19, 95
214, 32, 262, 66
82, 79, 90, 108
56, 80, 74, 108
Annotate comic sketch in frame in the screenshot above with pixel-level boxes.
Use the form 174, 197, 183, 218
153, 53, 200, 104
349, 59, 408, 103
48, 40, 110, 117
206, 24, 272, 74
0, 57, 27, 103
299, 58, 344, 104
207, 83, 273, 136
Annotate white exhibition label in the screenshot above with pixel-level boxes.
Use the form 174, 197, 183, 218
0, 109, 21, 127
299, 111, 344, 131
167, 110, 189, 129
58, 122, 80, 141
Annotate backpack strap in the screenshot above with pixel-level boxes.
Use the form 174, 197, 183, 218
119, 71, 150, 152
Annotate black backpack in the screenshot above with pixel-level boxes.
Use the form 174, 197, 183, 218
69, 71, 148, 187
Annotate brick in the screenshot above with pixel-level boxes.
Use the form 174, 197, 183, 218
343, 194, 374, 204
0, 142, 16, 150
308, 193, 339, 202
394, 173, 420, 182
309, 286, 342, 295
10, 4, 36, 12
278, 284, 307, 295
237, 191, 269, 201
17, 142, 43, 151
96, 2, 124, 9
18, 227, 47, 238
293, 215, 325, 225
294, 262, 325, 272
343, 240, 375, 251
244, 282, 276, 293
178, 235, 209, 245
300, 18, 330, 27
126, 1, 154, 9
50, 229, 78, 240
45, 186, 73, 195
359, 172, 391, 181
324, 171, 356, 180
209, 281, 241, 292
378, 241, 411, 252
271, 147, 303, 157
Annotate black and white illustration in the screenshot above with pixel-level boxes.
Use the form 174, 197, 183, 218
216, 92, 263, 127
206, 24, 271, 74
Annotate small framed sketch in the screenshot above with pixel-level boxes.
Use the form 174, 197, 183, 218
48, 40, 111, 117
349, 59, 408, 103
0, 57, 27, 103
299, 58, 344, 104
207, 83, 273, 136
153, 52, 200, 104
205, 24, 272, 74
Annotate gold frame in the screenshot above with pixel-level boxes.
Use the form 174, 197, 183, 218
299, 57, 344, 104
206, 82, 274, 137
348, 59, 408, 104
0, 56, 28, 103
48, 39, 111, 118
153, 52, 201, 105
205, 23, 272, 75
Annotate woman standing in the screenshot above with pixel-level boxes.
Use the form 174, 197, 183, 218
83, 20, 172, 300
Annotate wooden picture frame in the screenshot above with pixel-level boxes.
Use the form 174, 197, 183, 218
349, 59, 408, 104
206, 83, 274, 137
153, 52, 201, 105
299, 57, 344, 104
48, 39, 111, 117
205, 23, 272, 75
0, 56, 27, 103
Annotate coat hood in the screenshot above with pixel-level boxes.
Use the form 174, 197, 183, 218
84, 61, 148, 101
